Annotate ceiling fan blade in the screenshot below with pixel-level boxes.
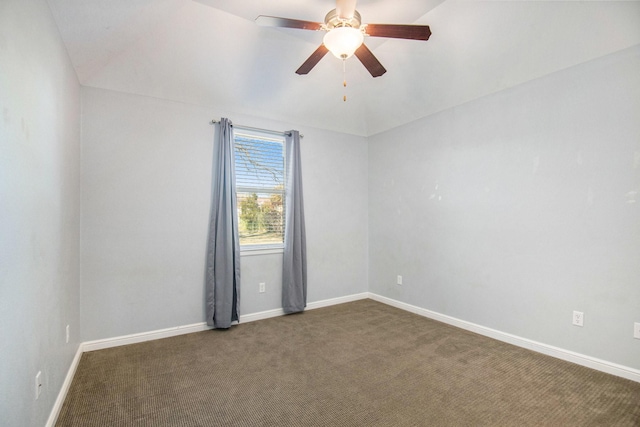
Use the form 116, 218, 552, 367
354, 44, 386, 78
255, 15, 323, 31
364, 24, 432, 41
336, 0, 357, 20
295, 45, 329, 75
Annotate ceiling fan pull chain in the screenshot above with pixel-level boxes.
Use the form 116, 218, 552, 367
343, 59, 347, 102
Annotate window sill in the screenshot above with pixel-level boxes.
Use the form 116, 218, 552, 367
240, 247, 284, 257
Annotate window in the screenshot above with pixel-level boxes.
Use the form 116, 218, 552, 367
233, 129, 285, 251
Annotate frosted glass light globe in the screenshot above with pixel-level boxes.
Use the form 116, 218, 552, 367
323, 27, 364, 59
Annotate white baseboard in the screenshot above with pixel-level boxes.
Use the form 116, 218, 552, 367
368, 293, 640, 383
241, 292, 370, 323
308, 292, 370, 310
45, 345, 83, 427
82, 322, 211, 352
82, 292, 370, 352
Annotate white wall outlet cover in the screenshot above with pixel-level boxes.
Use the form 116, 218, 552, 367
259, 282, 266, 293
397, 275, 403, 285
572, 311, 584, 327
66, 324, 70, 343
634, 322, 640, 339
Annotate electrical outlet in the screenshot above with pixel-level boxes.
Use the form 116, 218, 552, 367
397, 275, 403, 285
572, 311, 584, 327
66, 325, 70, 344
634, 322, 640, 339
259, 282, 266, 293
35, 371, 42, 400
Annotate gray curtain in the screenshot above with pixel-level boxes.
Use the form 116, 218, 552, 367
206, 118, 240, 328
282, 130, 307, 314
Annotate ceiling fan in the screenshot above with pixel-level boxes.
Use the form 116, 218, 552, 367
256, 0, 432, 78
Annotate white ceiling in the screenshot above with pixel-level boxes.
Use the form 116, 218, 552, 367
46, 0, 640, 136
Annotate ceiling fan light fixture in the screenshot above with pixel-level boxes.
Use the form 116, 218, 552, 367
323, 26, 364, 59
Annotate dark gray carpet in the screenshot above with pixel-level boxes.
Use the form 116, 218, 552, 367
56, 299, 640, 426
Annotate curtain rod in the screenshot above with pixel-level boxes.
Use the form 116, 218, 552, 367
210, 120, 303, 138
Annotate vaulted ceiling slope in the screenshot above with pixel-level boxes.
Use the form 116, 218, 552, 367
47, 0, 640, 136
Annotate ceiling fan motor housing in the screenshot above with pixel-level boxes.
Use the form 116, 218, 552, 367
324, 8, 362, 29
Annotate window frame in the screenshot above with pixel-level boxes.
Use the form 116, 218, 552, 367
233, 127, 286, 255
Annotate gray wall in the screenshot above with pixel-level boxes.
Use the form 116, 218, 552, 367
368, 46, 640, 370
80, 87, 369, 341
0, 1, 81, 425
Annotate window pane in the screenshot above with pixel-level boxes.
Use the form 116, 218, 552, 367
233, 131, 285, 248
234, 134, 284, 191
237, 192, 284, 246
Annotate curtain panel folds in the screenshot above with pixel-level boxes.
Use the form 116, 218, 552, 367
282, 130, 307, 314
206, 118, 241, 328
